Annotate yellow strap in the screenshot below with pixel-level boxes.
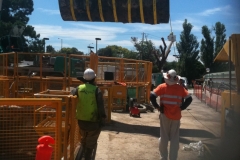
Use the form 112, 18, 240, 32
98, 0, 105, 22
86, 0, 92, 21
128, 0, 131, 23
139, 0, 144, 23
69, 0, 76, 21
153, 0, 157, 24
112, 0, 118, 22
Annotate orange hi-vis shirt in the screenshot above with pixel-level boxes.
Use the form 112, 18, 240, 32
153, 83, 189, 120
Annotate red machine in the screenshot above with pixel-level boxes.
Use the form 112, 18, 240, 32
35, 135, 55, 160
129, 98, 140, 117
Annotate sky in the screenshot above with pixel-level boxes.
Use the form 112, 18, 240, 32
28, 0, 240, 62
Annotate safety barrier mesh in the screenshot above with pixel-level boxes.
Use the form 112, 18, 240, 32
0, 98, 62, 160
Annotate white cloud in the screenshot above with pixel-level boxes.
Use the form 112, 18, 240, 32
72, 23, 128, 33
32, 24, 117, 41
198, 5, 230, 16
37, 8, 60, 15
101, 40, 133, 46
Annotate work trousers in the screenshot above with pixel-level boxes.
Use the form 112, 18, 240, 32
78, 121, 101, 149
159, 113, 180, 160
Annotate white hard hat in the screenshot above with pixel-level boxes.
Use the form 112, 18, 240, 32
83, 68, 96, 81
163, 69, 180, 85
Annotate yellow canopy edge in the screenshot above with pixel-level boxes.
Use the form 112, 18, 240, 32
214, 34, 240, 66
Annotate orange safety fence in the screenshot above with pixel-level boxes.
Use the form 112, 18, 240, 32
193, 84, 222, 112
0, 98, 62, 160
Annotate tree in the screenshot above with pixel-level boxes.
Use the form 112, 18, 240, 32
59, 47, 84, 55
163, 61, 178, 71
176, 19, 200, 82
98, 45, 132, 58
131, 36, 163, 72
213, 22, 226, 56
200, 22, 228, 72
46, 45, 56, 53
212, 22, 228, 72
124, 50, 138, 59
131, 36, 155, 61
200, 25, 214, 69
0, 0, 42, 53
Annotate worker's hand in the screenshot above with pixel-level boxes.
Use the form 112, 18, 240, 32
159, 104, 164, 113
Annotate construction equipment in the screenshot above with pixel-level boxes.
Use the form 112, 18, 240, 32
0, 25, 26, 53
58, 0, 169, 24
129, 98, 140, 117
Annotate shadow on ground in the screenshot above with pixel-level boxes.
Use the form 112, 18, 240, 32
102, 120, 217, 140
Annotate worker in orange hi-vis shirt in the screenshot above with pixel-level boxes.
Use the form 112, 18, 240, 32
150, 69, 192, 160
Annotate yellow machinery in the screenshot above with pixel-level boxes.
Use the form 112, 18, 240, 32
214, 34, 240, 138
59, 0, 170, 24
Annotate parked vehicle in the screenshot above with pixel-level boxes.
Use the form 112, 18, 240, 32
180, 77, 188, 89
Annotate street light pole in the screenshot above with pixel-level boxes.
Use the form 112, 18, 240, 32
95, 38, 101, 55
58, 38, 62, 51
87, 46, 94, 54
88, 43, 94, 53
43, 38, 49, 53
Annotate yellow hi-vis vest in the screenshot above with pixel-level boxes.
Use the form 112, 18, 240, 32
76, 84, 98, 122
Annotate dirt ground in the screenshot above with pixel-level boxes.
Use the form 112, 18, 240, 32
94, 91, 240, 160
94, 92, 230, 160
95, 109, 210, 160
97, 109, 162, 160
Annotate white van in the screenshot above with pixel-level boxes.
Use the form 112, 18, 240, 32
180, 77, 188, 88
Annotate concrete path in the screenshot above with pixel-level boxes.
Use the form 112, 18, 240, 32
95, 89, 238, 160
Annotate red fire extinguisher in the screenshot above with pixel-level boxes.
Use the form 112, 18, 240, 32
35, 135, 55, 160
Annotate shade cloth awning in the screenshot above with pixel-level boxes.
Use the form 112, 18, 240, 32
214, 34, 240, 66
214, 40, 230, 62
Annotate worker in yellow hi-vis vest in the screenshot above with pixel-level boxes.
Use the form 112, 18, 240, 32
72, 68, 106, 160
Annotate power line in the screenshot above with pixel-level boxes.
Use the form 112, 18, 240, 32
147, 33, 162, 39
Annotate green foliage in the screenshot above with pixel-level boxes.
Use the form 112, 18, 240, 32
212, 22, 228, 72
200, 22, 228, 72
59, 47, 84, 55
46, 45, 56, 53
0, 0, 42, 53
176, 19, 201, 82
131, 36, 156, 61
131, 36, 163, 73
162, 61, 178, 72
200, 25, 214, 68
124, 50, 138, 59
98, 45, 132, 58
213, 22, 226, 56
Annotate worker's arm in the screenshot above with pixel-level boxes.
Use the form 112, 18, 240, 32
71, 87, 78, 96
150, 92, 164, 113
180, 95, 192, 110
96, 88, 107, 119
150, 91, 160, 109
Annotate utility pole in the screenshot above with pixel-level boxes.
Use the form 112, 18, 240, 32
141, 32, 144, 60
